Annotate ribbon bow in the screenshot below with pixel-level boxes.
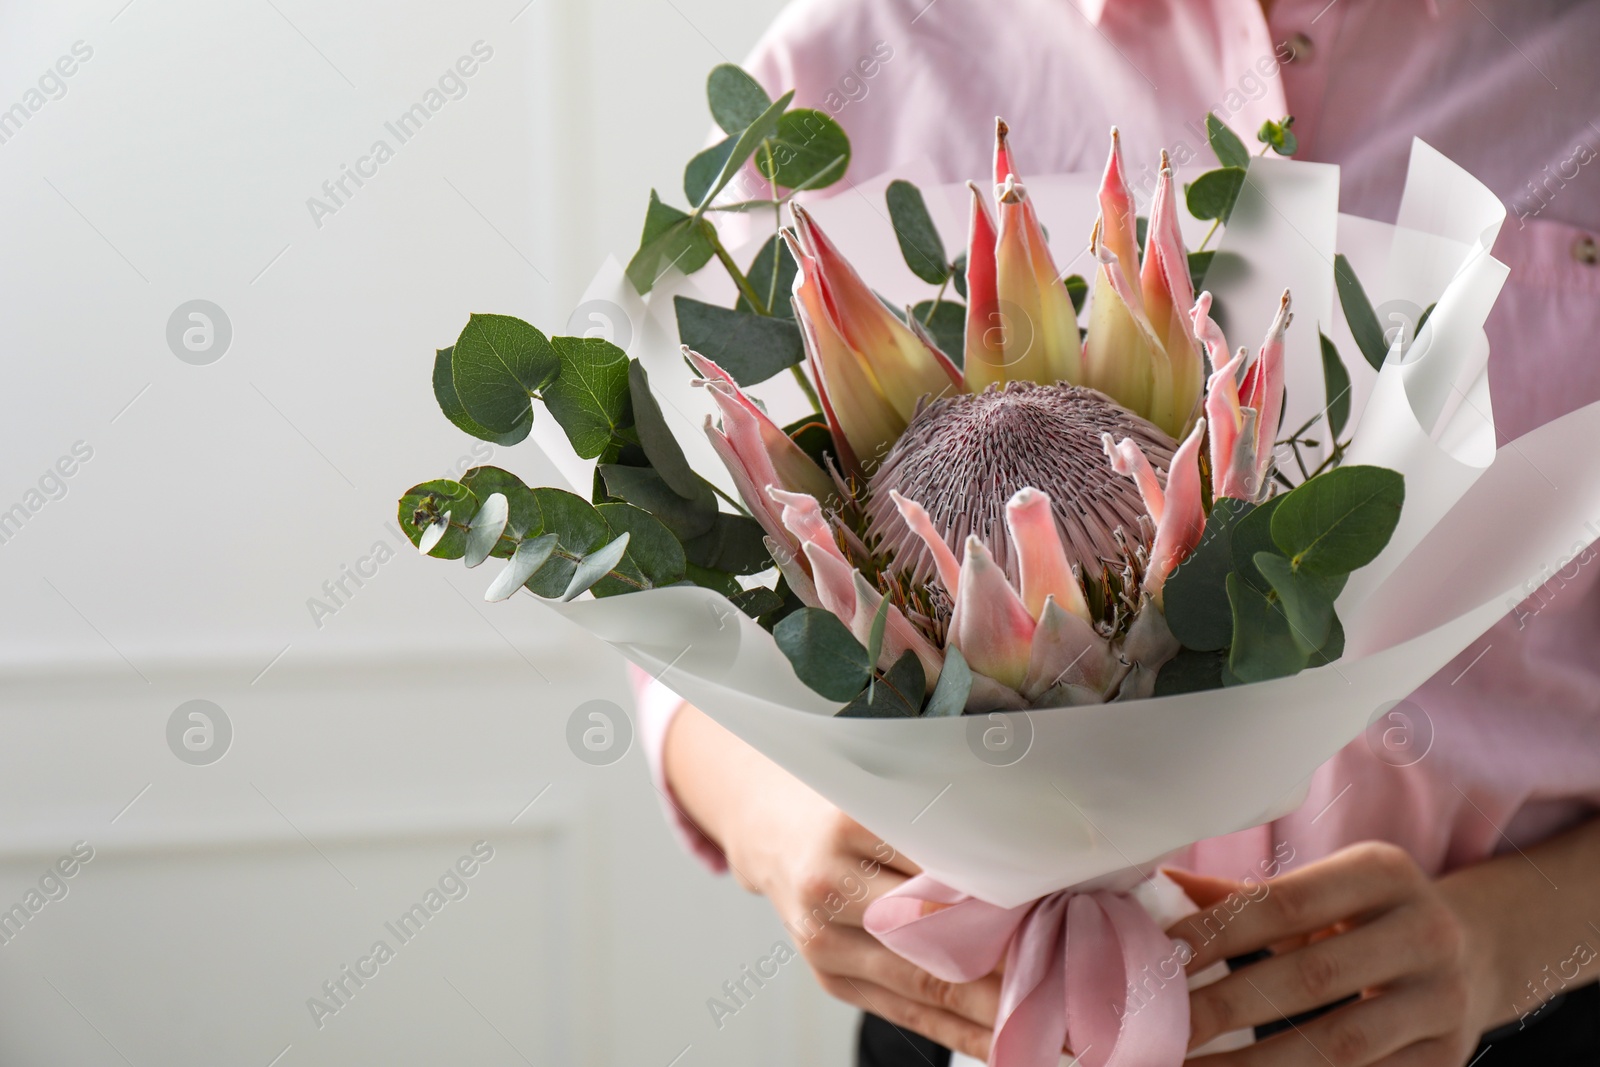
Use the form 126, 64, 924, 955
864, 875, 1189, 1067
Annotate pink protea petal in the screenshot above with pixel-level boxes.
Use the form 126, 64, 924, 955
890, 490, 961, 600
1242, 290, 1292, 494
764, 535, 818, 607
1190, 291, 1229, 371
1139, 158, 1205, 435
1005, 488, 1092, 623
1096, 127, 1141, 303
789, 204, 961, 421
1083, 225, 1165, 420
995, 175, 1083, 387
1021, 597, 1117, 702
1205, 349, 1250, 501
1145, 417, 1207, 600
1101, 433, 1165, 526
801, 538, 858, 625
962, 180, 1005, 391
849, 573, 943, 690
705, 421, 790, 550
769, 488, 848, 567
691, 350, 836, 507
949, 535, 1036, 691
788, 231, 905, 476
993, 116, 1019, 186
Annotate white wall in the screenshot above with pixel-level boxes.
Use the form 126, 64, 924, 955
0, 0, 858, 1062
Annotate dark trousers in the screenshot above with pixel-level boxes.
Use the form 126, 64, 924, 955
857, 980, 1600, 1066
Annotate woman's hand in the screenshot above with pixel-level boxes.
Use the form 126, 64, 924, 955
1165, 842, 1497, 1066
664, 703, 1000, 1059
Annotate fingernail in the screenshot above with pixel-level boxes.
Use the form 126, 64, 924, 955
1171, 936, 1195, 965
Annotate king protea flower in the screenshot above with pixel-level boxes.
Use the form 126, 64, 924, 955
693, 121, 1292, 710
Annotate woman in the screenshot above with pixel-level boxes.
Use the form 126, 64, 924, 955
643, 0, 1600, 1062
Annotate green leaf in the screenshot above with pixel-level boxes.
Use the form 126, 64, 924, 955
1253, 552, 1341, 653
923, 645, 971, 717
684, 562, 742, 597
1153, 648, 1228, 696
523, 487, 612, 598
837, 650, 924, 718
1063, 274, 1088, 314
707, 64, 771, 135
1256, 117, 1298, 157
951, 252, 968, 299
682, 513, 773, 575
1187, 251, 1216, 294
697, 89, 794, 209
451, 314, 559, 435
1185, 168, 1247, 223
784, 417, 837, 472
684, 135, 736, 207
885, 180, 950, 285
738, 234, 797, 320
1415, 301, 1436, 337
398, 479, 480, 560
597, 463, 717, 539
756, 107, 849, 191
774, 607, 872, 701
1334, 253, 1388, 371
594, 501, 686, 594
461, 466, 539, 547
1225, 572, 1309, 684
433, 347, 532, 445
1207, 113, 1251, 169
729, 586, 785, 618
1319, 331, 1352, 441
624, 363, 698, 507
1230, 494, 1287, 592
1270, 465, 1405, 576
1163, 497, 1255, 651
463, 491, 510, 568
865, 595, 891, 669
1308, 612, 1345, 667
543, 336, 632, 460
911, 299, 966, 367
626, 190, 715, 294
674, 296, 804, 385
562, 532, 631, 601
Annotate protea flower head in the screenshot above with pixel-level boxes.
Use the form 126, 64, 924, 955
691, 122, 1295, 710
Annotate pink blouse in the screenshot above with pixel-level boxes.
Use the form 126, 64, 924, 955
637, 0, 1600, 881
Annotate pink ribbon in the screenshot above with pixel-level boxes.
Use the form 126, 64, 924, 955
864, 875, 1190, 1067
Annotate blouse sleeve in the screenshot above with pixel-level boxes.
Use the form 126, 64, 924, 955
631, 664, 729, 873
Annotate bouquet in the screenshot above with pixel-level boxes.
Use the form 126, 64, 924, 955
399, 65, 1600, 1066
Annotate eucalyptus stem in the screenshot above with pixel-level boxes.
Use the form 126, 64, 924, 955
790, 364, 822, 412
709, 481, 753, 516
1197, 217, 1224, 253
922, 275, 950, 325
707, 229, 769, 316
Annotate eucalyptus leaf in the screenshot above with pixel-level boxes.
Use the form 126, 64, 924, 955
484, 533, 559, 602
707, 64, 772, 134
1206, 113, 1251, 169
837, 651, 924, 718
684, 562, 743, 597
756, 108, 849, 191
597, 463, 717, 539
682, 513, 773, 575
773, 607, 872, 701
398, 479, 481, 560
626, 190, 715, 294
696, 90, 794, 210
594, 502, 686, 594
1152, 648, 1228, 696
1185, 167, 1247, 223
923, 645, 971, 717
1187, 251, 1215, 294
1063, 274, 1088, 314
1253, 552, 1339, 652
885, 180, 950, 285
910, 300, 966, 367
865, 596, 891, 669
628, 360, 700, 498
729, 586, 785, 618
544, 336, 633, 460
418, 515, 451, 555
1320, 330, 1352, 440
951, 252, 968, 299
524, 487, 611, 598
1164, 497, 1254, 651
1270, 465, 1404, 576
674, 296, 804, 385
1334, 253, 1388, 371
433, 347, 532, 445
1225, 572, 1309, 684
684, 136, 736, 207
1256, 117, 1298, 157
463, 492, 510, 568
461, 466, 539, 549
1230, 494, 1287, 592
451, 314, 559, 434
562, 531, 631, 601
738, 234, 797, 320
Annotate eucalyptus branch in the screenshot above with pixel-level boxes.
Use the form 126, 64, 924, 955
706, 228, 770, 316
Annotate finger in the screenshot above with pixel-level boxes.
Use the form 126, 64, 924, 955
1188, 981, 1458, 1067
791, 862, 910, 930
1187, 905, 1443, 1048
1167, 844, 1424, 973
803, 923, 1002, 1030
816, 971, 992, 1062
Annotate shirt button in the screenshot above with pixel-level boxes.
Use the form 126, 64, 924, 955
1574, 234, 1599, 265
1282, 31, 1315, 64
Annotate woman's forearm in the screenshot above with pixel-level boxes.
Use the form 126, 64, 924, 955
1441, 812, 1600, 1030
